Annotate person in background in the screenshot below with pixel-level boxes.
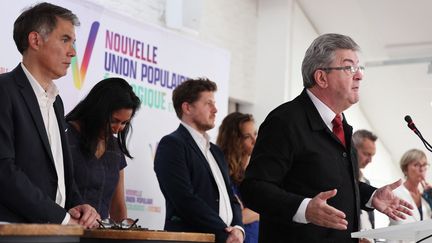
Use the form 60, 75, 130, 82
240, 33, 413, 242
217, 112, 259, 243
0, 2, 99, 227
389, 149, 432, 227
353, 129, 378, 243
154, 78, 244, 243
66, 77, 141, 221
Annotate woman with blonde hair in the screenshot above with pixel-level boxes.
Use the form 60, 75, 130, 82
217, 112, 259, 243
389, 148, 432, 228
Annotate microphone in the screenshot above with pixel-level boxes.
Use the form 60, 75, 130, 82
404, 115, 419, 134
404, 115, 432, 152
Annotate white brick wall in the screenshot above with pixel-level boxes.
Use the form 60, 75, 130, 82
90, 0, 166, 26
198, 0, 258, 103
86, 0, 258, 104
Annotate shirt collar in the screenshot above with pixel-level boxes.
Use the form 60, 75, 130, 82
181, 121, 210, 148
306, 89, 341, 130
21, 62, 59, 100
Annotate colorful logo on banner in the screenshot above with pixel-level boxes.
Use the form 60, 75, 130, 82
71, 21, 100, 90
126, 188, 161, 213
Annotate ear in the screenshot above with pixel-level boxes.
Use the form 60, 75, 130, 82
27, 31, 42, 51
181, 102, 191, 116
313, 69, 328, 88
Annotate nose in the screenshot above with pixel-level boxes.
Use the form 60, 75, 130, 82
112, 124, 125, 134
251, 136, 256, 145
69, 45, 76, 57
353, 68, 363, 80
212, 104, 218, 114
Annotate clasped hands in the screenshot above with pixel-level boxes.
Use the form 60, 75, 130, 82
305, 179, 413, 230
68, 204, 100, 228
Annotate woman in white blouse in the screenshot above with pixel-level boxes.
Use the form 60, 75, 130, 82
388, 149, 432, 242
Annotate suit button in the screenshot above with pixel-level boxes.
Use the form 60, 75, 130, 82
216, 199, 219, 202
342, 152, 347, 157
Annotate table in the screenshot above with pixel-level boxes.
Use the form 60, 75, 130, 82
81, 229, 215, 243
0, 224, 83, 243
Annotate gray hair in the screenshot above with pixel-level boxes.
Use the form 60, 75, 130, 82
352, 129, 377, 149
13, 2, 80, 54
400, 149, 426, 175
301, 33, 360, 88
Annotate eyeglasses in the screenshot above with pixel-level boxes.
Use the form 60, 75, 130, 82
412, 162, 430, 169
319, 65, 365, 75
97, 218, 140, 230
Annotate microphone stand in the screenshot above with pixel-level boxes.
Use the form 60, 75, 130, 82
411, 126, 432, 153
405, 116, 432, 243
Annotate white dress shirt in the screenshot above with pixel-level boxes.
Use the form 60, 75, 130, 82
181, 122, 233, 225
21, 63, 69, 224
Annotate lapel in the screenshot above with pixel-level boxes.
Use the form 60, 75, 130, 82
300, 89, 353, 150
299, 90, 327, 130
299, 89, 331, 136
402, 186, 421, 221
342, 113, 353, 149
54, 96, 67, 167
13, 65, 55, 165
177, 124, 213, 175
209, 144, 230, 183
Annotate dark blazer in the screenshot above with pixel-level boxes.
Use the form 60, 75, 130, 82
363, 177, 375, 229
154, 124, 243, 243
240, 89, 376, 243
0, 64, 82, 223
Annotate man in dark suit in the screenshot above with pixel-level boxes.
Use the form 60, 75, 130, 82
240, 33, 413, 242
0, 2, 98, 227
154, 78, 244, 243
353, 129, 378, 243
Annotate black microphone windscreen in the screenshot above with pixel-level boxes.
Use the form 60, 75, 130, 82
405, 115, 412, 123
403, 115, 432, 152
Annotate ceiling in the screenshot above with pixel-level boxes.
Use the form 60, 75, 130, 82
296, 0, 432, 163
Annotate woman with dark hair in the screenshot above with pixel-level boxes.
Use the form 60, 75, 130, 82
217, 112, 259, 243
66, 77, 141, 221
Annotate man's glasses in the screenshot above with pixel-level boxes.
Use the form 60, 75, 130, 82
97, 218, 140, 230
319, 65, 365, 75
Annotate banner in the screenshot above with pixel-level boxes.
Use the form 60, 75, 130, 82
0, 0, 230, 229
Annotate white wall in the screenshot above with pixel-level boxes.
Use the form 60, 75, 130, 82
90, 0, 165, 26
199, 0, 258, 104
243, 0, 294, 124
289, 1, 316, 99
